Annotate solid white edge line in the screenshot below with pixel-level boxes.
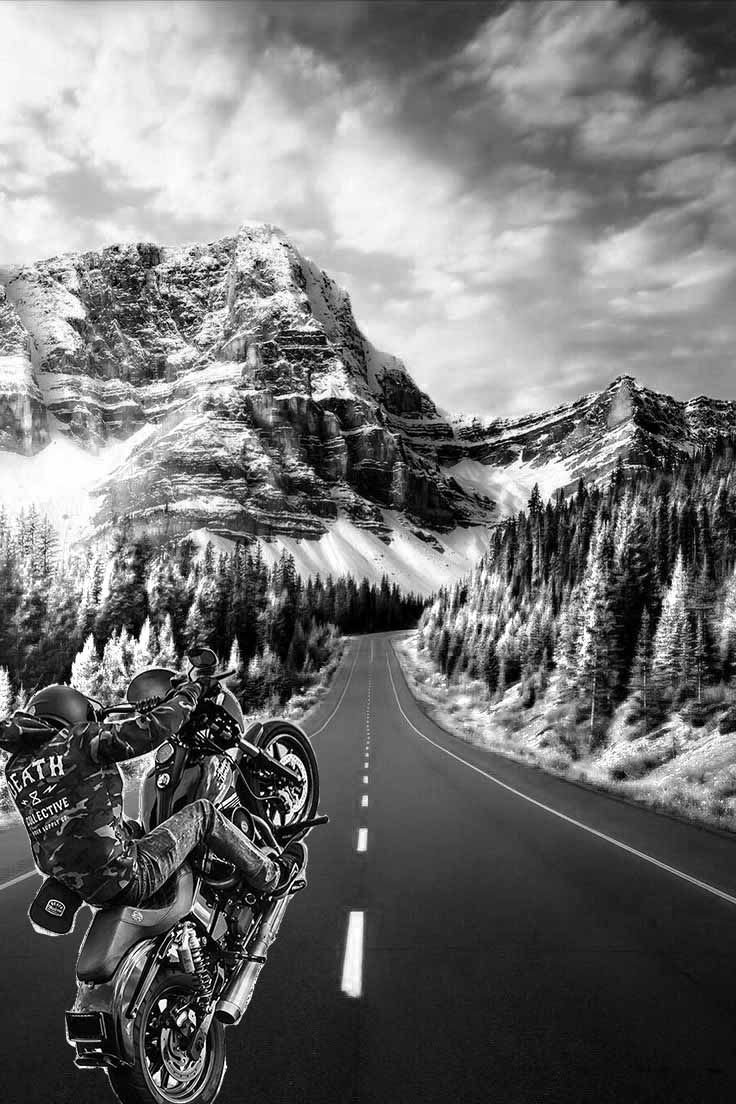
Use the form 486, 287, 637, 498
357, 827, 368, 852
311, 640, 362, 737
0, 869, 37, 894
341, 910, 364, 998
386, 648, 736, 910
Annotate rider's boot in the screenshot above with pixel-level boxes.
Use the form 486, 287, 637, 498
228, 806, 308, 896
269, 840, 308, 898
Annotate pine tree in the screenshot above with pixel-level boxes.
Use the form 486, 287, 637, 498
132, 617, 156, 673
225, 638, 245, 696
629, 608, 654, 730
13, 683, 27, 712
154, 614, 179, 670
98, 631, 131, 702
0, 667, 12, 718
70, 635, 103, 699
185, 575, 221, 648
719, 566, 736, 680
77, 554, 104, 640
577, 522, 619, 739
652, 551, 690, 698
95, 534, 154, 642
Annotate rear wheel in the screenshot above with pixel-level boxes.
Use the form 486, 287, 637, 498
108, 971, 226, 1104
247, 720, 319, 834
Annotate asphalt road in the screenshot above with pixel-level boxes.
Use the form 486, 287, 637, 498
3, 632, 736, 1102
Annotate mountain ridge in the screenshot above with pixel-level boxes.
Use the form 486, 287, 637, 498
442, 374, 736, 517
1, 224, 735, 590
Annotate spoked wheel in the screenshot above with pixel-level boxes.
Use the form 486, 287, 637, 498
108, 972, 226, 1104
248, 720, 319, 832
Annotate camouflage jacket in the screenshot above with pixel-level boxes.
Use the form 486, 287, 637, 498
0, 684, 202, 904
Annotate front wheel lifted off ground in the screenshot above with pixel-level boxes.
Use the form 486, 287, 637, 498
251, 720, 320, 834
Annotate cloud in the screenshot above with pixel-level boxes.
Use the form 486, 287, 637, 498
1, 0, 735, 419
457, 1, 692, 133
0, 2, 341, 257
578, 85, 736, 161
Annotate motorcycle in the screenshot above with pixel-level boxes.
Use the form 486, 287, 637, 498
30, 646, 326, 1104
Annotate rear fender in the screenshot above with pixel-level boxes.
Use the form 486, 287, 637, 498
71, 938, 156, 1066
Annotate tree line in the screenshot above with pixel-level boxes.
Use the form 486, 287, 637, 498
419, 438, 736, 746
0, 513, 424, 715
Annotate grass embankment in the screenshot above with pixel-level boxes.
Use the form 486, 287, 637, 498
395, 633, 736, 835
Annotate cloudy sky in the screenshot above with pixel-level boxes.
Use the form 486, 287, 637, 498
1, 1, 735, 418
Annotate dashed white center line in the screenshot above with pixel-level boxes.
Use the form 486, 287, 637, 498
341, 911, 364, 998
357, 827, 368, 852
363, 774, 369, 784
361, 794, 369, 807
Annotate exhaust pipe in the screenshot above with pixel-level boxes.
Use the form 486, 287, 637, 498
215, 894, 291, 1025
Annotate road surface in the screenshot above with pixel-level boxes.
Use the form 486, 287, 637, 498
2, 632, 736, 1102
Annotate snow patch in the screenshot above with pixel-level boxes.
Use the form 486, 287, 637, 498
193, 511, 491, 596
443, 456, 573, 519
0, 422, 155, 538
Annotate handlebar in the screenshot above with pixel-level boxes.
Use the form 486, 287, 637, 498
190, 668, 235, 687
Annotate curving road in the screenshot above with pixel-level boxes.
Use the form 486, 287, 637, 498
2, 633, 736, 1102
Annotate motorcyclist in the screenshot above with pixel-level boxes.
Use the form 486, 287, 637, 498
0, 676, 307, 909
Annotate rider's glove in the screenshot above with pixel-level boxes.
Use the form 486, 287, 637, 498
171, 681, 203, 709
200, 678, 223, 700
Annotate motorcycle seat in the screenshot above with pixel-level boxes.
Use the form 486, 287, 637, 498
76, 864, 194, 984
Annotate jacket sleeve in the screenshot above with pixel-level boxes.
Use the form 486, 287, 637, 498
79, 683, 203, 765
0, 714, 57, 753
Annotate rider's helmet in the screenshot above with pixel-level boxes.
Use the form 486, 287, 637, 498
25, 684, 97, 730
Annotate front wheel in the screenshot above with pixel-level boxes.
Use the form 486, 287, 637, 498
108, 971, 226, 1104
246, 720, 320, 834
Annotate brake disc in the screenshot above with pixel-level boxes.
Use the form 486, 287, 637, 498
158, 1005, 206, 1085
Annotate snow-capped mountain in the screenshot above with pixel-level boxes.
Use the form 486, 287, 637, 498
0, 224, 492, 593
440, 376, 736, 519
2, 225, 735, 594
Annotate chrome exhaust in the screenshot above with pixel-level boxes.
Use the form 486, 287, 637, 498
215, 894, 291, 1025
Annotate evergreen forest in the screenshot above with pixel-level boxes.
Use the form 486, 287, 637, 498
419, 439, 736, 747
0, 515, 424, 717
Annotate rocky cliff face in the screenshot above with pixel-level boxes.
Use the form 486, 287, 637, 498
0, 287, 48, 454
0, 225, 487, 546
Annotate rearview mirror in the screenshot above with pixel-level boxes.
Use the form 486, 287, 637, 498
187, 646, 217, 670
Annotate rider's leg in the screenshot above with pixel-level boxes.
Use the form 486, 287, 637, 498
121, 799, 280, 905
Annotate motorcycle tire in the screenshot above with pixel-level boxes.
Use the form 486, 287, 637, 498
248, 720, 320, 834
108, 970, 226, 1104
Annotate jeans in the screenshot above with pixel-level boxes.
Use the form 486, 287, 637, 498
116, 799, 279, 906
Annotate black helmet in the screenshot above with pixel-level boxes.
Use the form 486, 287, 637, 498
26, 684, 96, 730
